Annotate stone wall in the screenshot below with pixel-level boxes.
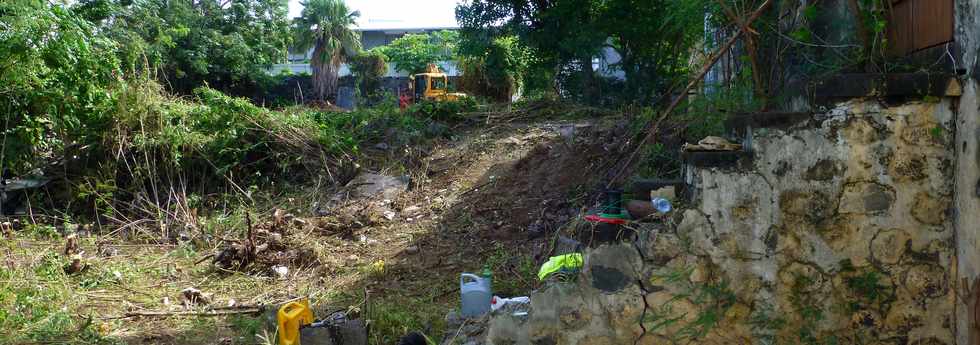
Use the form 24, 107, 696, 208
475, 98, 961, 345
675, 99, 957, 344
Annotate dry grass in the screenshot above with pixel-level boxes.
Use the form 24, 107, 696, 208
0, 111, 617, 345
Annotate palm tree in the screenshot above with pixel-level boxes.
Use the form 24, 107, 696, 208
293, 0, 361, 102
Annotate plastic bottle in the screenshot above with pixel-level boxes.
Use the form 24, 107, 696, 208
491, 296, 531, 312
651, 197, 672, 213
481, 265, 493, 288
460, 273, 492, 317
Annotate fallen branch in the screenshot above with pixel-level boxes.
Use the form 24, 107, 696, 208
111, 307, 263, 319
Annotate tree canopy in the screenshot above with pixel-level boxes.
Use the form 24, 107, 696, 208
378, 30, 459, 74
80, 0, 292, 96
457, 0, 707, 104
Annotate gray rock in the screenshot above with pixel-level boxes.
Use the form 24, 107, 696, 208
347, 173, 408, 200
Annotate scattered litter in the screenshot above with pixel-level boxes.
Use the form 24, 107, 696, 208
554, 236, 582, 255
538, 253, 583, 281
64, 233, 79, 256
682, 136, 742, 151
460, 272, 492, 317
64, 254, 86, 275
272, 265, 289, 280
181, 287, 212, 306
0, 177, 49, 215
401, 205, 421, 217
278, 299, 368, 345
277, 300, 314, 345
651, 197, 672, 213
405, 245, 419, 254
383, 210, 396, 220
490, 296, 530, 312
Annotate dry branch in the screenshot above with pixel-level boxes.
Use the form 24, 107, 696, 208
117, 307, 262, 319
608, 0, 774, 187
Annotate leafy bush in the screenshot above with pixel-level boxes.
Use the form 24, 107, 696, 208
458, 35, 534, 102
1, 0, 121, 174
350, 50, 389, 104
409, 98, 477, 121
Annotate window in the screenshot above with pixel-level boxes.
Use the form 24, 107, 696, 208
887, 0, 954, 55
432, 77, 446, 91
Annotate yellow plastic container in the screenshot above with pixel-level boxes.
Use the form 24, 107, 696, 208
277, 299, 314, 345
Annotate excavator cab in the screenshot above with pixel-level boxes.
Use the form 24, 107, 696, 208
408, 64, 466, 103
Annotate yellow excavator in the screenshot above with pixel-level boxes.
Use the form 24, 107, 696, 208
407, 64, 467, 103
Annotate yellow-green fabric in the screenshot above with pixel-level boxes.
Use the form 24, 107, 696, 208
537, 253, 584, 280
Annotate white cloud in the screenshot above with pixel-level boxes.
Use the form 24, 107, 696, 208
288, 0, 462, 30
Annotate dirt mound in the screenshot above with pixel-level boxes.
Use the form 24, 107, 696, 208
458, 120, 629, 240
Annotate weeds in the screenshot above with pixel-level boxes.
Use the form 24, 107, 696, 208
368, 298, 444, 345
644, 266, 735, 342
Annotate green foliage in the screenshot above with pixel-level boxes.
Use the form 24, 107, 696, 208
1, 0, 121, 174
99, 0, 291, 96
409, 98, 477, 122
638, 143, 681, 179
483, 242, 537, 296
350, 49, 389, 103
457, 0, 706, 105
229, 315, 264, 343
458, 35, 534, 101
0, 260, 115, 344
367, 299, 443, 345
378, 30, 459, 74
0, 0, 442, 218
645, 267, 736, 342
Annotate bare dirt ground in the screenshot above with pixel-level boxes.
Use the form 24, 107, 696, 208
1, 111, 629, 344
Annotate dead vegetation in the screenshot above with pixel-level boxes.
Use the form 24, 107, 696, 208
0, 102, 635, 344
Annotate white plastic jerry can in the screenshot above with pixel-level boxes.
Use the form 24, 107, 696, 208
460, 273, 491, 317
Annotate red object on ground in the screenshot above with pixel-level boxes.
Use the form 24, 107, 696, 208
584, 214, 627, 225
399, 93, 410, 110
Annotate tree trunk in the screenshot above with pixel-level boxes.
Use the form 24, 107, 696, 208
310, 44, 340, 103
580, 55, 596, 104
311, 44, 327, 102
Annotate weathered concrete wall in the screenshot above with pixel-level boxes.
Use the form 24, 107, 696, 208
954, 80, 980, 345
955, 1, 980, 344
475, 98, 960, 345
677, 99, 957, 344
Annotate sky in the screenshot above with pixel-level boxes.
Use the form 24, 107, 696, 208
288, 0, 462, 30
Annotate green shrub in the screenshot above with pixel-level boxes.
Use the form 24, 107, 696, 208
350, 50, 389, 104
409, 98, 477, 121
1, 0, 121, 175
